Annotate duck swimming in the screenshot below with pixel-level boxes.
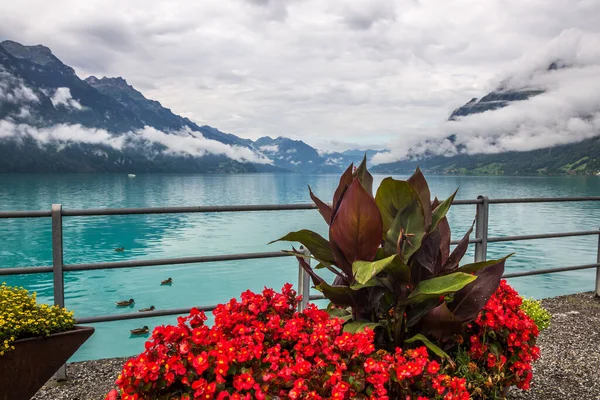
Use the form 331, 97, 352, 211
138, 306, 155, 312
116, 298, 134, 307
161, 278, 173, 285
130, 326, 149, 335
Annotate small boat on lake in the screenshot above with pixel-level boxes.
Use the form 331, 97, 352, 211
128, 174, 136, 178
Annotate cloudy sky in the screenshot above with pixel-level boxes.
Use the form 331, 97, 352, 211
1, 0, 600, 158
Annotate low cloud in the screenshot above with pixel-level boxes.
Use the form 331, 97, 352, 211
50, 87, 84, 110
259, 144, 279, 152
0, 67, 39, 104
0, 120, 272, 164
373, 29, 600, 165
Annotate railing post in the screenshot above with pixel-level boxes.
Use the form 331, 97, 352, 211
297, 246, 311, 312
596, 229, 600, 298
52, 204, 67, 381
474, 196, 489, 262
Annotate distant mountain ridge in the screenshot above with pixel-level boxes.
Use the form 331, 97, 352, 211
0, 40, 378, 173
3, 40, 598, 175
372, 64, 600, 176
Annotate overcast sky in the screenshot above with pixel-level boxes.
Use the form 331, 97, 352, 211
1, 0, 599, 155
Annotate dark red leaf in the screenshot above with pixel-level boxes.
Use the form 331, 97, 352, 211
294, 249, 325, 287
330, 179, 383, 265
419, 302, 463, 345
410, 230, 442, 283
329, 236, 353, 277
442, 221, 474, 274
408, 168, 432, 228
449, 257, 506, 323
437, 217, 451, 267
309, 186, 332, 225
332, 164, 354, 215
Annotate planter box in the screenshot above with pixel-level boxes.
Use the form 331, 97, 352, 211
0, 326, 94, 400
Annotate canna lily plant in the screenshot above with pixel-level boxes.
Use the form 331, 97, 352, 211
271, 157, 510, 357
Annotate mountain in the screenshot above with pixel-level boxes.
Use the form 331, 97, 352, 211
83, 75, 246, 146
372, 138, 600, 176
0, 40, 265, 173
254, 136, 380, 173
0, 40, 380, 173
372, 67, 600, 176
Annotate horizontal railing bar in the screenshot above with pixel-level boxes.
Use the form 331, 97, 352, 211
3, 231, 597, 276
63, 252, 292, 272
2, 196, 600, 219
452, 199, 482, 205
488, 230, 600, 243
0, 210, 52, 218
62, 204, 319, 216
503, 263, 600, 278
60, 200, 480, 216
76, 305, 218, 324
0, 266, 53, 276
489, 196, 600, 204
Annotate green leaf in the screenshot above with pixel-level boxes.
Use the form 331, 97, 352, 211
330, 179, 383, 264
327, 307, 353, 322
376, 178, 426, 260
327, 306, 351, 317
404, 272, 477, 304
352, 254, 410, 285
407, 168, 432, 228
315, 281, 362, 307
373, 248, 388, 260
405, 334, 451, 360
343, 321, 382, 333
489, 342, 502, 357
456, 254, 513, 274
353, 155, 374, 196
430, 190, 457, 232
270, 229, 335, 264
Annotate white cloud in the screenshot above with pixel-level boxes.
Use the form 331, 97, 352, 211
50, 87, 84, 110
1, 0, 600, 153
0, 67, 39, 104
325, 157, 342, 165
259, 144, 279, 152
0, 120, 272, 164
17, 107, 31, 118
373, 29, 600, 164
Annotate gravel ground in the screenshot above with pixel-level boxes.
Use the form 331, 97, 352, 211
508, 292, 600, 400
33, 292, 600, 400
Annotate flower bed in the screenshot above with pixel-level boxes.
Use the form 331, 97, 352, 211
0, 283, 76, 355
107, 162, 546, 399
107, 281, 541, 399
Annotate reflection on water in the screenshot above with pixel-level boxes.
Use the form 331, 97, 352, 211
1, 173, 599, 361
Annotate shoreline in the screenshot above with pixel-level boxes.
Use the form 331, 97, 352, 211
32, 292, 600, 400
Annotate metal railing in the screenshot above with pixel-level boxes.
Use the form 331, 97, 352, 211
2, 196, 600, 379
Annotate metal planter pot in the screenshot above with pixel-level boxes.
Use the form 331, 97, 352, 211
0, 326, 94, 400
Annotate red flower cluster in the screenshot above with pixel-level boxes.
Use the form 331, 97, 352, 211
465, 280, 540, 390
106, 284, 469, 400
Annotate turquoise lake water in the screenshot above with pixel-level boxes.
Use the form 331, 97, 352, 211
1, 173, 599, 361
